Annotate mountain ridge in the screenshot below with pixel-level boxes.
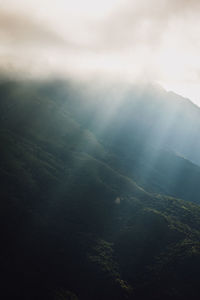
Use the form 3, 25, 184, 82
1, 78, 200, 299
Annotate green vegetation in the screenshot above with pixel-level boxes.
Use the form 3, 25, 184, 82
1, 79, 200, 299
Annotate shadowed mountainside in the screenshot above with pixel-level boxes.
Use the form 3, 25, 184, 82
1, 79, 200, 299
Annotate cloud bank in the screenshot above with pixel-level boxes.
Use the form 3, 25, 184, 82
0, 0, 200, 103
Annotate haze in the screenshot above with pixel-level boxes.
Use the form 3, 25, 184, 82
1, 0, 200, 105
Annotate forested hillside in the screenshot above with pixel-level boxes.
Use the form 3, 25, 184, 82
1, 79, 200, 299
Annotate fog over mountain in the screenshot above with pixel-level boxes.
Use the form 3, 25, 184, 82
1, 0, 200, 104
1, 1, 200, 299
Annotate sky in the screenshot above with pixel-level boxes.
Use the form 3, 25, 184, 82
1, 0, 200, 105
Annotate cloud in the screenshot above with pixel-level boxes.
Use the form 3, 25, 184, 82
1, 0, 200, 102
92, 0, 200, 52
0, 10, 65, 47
0, 8, 93, 78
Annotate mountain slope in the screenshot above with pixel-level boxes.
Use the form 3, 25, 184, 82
1, 79, 200, 299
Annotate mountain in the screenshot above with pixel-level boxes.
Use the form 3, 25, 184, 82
1, 78, 200, 299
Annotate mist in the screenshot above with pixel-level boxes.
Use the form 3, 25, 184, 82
0, 0, 200, 104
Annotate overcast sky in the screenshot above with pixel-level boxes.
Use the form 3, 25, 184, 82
1, 0, 200, 105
